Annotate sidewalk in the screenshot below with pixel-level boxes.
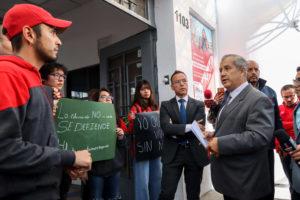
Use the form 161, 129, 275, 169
201, 177, 291, 200
67, 178, 291, 200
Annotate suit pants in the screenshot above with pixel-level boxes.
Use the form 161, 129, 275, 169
267, 149, 274, 197
223, 192, 273, 200
280, 155, 292, 193
292, 189, 300, 200
159, 145, 203, 200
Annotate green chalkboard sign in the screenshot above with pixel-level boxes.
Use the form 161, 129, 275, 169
55, 98, 116, 162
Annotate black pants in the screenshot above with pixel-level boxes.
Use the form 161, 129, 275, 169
59, 172, 72, 200
159, 145, 203, 200
292, 189, 300, 200
224, 192, 273, 200
280, 155, 293, 193
267, 149, 275, 198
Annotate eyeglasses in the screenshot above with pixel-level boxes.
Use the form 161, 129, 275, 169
50, 73, 67, 80
172, 79, 188, 85
100, 95, 114, 101
283, 95, 295, 99
293, 78, 300, 85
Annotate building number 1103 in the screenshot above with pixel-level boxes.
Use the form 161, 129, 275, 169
175, 10, 189, 29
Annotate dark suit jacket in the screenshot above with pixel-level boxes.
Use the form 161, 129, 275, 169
160, 96, 209, 167
211, 84, 274, 200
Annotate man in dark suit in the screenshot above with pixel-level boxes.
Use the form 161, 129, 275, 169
159, 70, 209, 200
205, 54, 274, 200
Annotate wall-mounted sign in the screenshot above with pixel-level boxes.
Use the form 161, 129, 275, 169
190, 14, 215, 92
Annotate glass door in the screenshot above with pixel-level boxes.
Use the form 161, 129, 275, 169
108, 49, 142, 117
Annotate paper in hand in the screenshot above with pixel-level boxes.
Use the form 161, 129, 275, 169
191, 120, 209, 147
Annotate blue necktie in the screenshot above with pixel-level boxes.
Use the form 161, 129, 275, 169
179, 99, 187, 124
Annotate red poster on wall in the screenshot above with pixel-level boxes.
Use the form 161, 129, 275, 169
190, 14, 215, 93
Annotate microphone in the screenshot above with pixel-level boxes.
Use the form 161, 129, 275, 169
204, 89, 214, 108
204, 89, 212, 99
274, 129, 297, 152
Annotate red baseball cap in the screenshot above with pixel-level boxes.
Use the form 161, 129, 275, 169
3, 4, 72, 40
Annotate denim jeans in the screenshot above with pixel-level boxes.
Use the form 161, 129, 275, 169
133, 157, 162, 200
87, 172, 120, 200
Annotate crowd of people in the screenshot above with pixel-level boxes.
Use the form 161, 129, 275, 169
1, 3, 300, 200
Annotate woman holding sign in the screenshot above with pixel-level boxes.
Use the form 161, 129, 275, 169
128, 80, 162, 200
84, 88, 127, 200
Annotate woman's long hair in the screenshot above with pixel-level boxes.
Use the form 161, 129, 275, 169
132, 80, 158, 111
88, 88, 120, 125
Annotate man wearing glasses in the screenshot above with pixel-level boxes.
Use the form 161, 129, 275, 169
159, 70, 209, 200
278, 84, 298, 196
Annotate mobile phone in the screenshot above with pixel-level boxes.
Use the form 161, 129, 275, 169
217, 88, 225, 95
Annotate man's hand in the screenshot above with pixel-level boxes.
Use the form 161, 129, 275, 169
206, 137, 219, 157
129, 111, 136, 120
73, 150, 92, 170
276, 145, 287, 158
80, 171, 89, 185
52, 88, 61, 117
116, 127, 124, 140
64, 167, 87, 180
197, 119, 204, 131
52, 105, 58, 117
214, 92, 224, 103
53, 87, 61, 100
210, 92, 225, 108
203, 131, 214, 139
290, 144, 300, 164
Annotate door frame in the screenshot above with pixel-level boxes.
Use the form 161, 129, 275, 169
99, 29, 158, 110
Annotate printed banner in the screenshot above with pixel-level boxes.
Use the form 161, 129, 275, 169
190, 14, 215, 91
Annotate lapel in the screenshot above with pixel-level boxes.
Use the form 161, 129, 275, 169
216, 84, 252, 130
186, 96, 194, 123
170, 97, 182, 123
294, 103, 300, 140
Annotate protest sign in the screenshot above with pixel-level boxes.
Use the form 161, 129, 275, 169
55, 98, 116, 162
133, 111, 163, 161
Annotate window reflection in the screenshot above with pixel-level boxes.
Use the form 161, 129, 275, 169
113, 0, 147, 18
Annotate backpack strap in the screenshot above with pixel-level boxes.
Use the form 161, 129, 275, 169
134, 104, 140, 113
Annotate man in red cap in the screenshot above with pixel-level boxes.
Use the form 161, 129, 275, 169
0, 4, 92, 200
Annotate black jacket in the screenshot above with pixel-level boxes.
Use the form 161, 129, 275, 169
0, 55, 75, 200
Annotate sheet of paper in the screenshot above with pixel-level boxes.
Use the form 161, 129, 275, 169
191, 120, 209, 147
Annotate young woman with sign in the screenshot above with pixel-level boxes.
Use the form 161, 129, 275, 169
128, 80, 162, 200
84, 88, 127, 200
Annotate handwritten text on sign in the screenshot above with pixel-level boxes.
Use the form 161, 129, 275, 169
133, 111, 163, 161
55, 98, 116, 162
